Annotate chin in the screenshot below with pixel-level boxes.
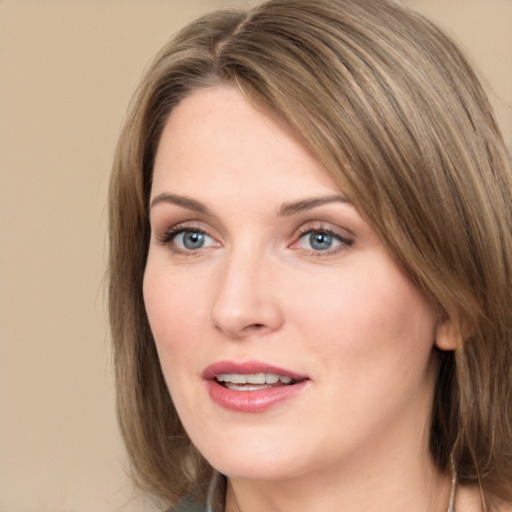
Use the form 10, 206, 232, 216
210, 454, 304, 482
189, 423, 320, 482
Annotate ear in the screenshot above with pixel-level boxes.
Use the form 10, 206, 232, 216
434, 317, 461, 351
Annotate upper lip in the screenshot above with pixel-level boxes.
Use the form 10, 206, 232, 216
202, 360, 308, 381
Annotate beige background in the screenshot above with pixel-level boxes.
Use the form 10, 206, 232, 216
0, 1, 510, 511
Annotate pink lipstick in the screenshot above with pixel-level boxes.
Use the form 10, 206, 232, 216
203, 360, 309, 413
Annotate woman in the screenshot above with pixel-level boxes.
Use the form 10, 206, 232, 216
108, 0, 512, 510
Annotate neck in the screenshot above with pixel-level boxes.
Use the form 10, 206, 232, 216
224, 443, 453, 512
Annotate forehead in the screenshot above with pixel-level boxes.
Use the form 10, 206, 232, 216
151, 85, 341, 201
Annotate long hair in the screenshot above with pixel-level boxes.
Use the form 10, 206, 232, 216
108, 0, 512, 508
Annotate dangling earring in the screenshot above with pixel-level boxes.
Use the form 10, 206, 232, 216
446, 455, 458, 512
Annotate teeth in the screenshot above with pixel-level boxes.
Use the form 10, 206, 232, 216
224, 383, 272, 391
216, 373, 294, 385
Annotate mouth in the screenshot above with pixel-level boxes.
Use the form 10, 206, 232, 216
202, 361, 310, 412
215, 372, 298, 391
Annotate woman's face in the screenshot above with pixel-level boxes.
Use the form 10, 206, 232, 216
144, 85, 442, 482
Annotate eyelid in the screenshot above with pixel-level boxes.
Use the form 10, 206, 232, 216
289, 222, 354, 255
156, 221, 221, 255
154, 219, 208, 241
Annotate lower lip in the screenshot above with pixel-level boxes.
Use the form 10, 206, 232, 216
206, 380, 309, 413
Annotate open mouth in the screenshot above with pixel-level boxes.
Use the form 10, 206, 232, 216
204, 362, 309, 412
215, 372, 300, 391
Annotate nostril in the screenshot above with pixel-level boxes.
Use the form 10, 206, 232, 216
242, 323, 265, 332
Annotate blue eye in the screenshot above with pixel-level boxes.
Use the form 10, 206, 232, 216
298, 229, 349, 253
171, 229, 216, 251
308, 232, 335, 251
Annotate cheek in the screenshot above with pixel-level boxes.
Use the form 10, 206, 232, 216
143, 263, 205, 365
143, 264, 211, 425
286, 261, 437, 375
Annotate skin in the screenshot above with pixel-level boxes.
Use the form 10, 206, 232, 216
143, 85, 458, 511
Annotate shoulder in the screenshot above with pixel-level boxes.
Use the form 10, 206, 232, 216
455, 485, 483, 512
495, 504, 512, 512
495, 502, 512, 512
456, 485, 512, 512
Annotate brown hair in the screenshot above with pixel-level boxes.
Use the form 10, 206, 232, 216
108, 0, 512, 509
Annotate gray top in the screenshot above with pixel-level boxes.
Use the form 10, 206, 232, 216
170, 499, 205, 512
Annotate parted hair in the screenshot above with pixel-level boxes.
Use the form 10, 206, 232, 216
108, 0, 512, 509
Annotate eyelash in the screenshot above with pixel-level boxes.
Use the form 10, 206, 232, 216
157, 223, 353, 257
292, 225, 354, 256
158, 223, 215, 256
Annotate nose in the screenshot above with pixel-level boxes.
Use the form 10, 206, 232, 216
210, 249, 284, 340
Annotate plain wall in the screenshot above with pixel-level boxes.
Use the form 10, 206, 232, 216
0, 1, 510, 511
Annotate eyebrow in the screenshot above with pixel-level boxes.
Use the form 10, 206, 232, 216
150, 193, 213, 215
279, 195, 350, 216
149, 192, 350, 216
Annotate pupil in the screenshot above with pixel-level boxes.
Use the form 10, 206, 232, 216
183, 231, 204, 249
310, 232, 332, 250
